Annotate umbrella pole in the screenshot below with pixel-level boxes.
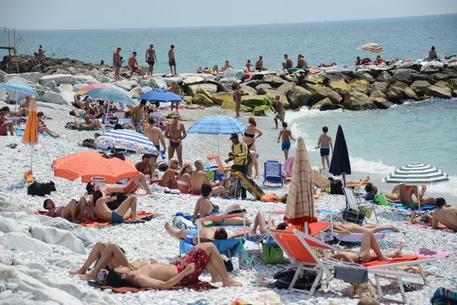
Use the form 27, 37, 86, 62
342, 173, 349, 208
217, 135, 220, 156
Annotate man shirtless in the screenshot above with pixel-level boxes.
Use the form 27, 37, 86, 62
317, 126, 333, 169
145, 44, 157, 76
132, 100, 148, 132
255, 56, 265, 71
277, 122, 295, 161
0, 106, 14, 135
113, 48, 122, 81
128, 52, 144, 80
159, 159, 180, 189
168, 82, 183, 112
92, 191, 141, 223
165, 114, 186, 166
273, 95, 285, 129
190, 160, 228, 196
432, 198, 457, 231
144, 117, 166, 153
43, 198, 87, 222
71, 115, 101, 130
399, 184, 436, 208
71, 242, 241, 288
135, 154, 158, 178
168, 45, 176, 75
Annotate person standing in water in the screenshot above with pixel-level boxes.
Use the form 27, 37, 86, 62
317, 126, 333, 169
273, 95, 285, 129
145, 44, 157, 76
277, 122, 295, 161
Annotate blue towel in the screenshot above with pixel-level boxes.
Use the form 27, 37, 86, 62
393, 203, 436, 211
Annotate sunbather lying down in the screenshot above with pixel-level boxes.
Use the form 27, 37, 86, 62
69, 242, 242, 289
330, 231, 404, 264
331, 222, 400, 235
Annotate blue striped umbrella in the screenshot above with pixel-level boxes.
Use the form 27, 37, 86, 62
95, 129, 158, 155
139, 88, 182, 103
383, 163, 449, 184
84, 88, 137, 105
0, 82, 37, 96
187, 115, 246, 135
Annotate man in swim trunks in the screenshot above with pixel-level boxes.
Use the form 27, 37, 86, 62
128, 51, 145, 80
277, 121, 295, 161
159, 158, 180, 189
43, 197, 87, 222
70, 115, 101, 130
168, 44, 176, 75
143, 117, 166, 153
165, 114, 186, 166
132, 100, 148, 133
399, 184, 436, 208
135, 154, 157, 178
113, 47, 122, 81
296, 54, 307, 69
92, 191, 141, 223
432, 197, 457, 231
273, 95, 285, 129
190, 160, 228, 196
145, 44, 157, 76
0, 106, 14, 136
165, 222, 231, 245
317, 126, 333, 169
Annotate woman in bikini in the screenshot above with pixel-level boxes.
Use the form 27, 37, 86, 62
242, 117, 263, 178
177, 162, 192, 194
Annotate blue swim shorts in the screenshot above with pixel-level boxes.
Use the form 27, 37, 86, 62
281, 140, 291, 151
111, 211, 124, 223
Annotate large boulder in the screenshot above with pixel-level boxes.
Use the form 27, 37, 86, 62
188, 83, 218, 96
255, 83, 273, 92
150, 77, 168, 88
329, 79, 351, 95
0, 232, 53, 253
37, 91, 67, 105
448, 78, 457, 90
305, 74, 325, 85
30, 226, 85, 254
434, 80, 451, 90
44, 80, 62, 93
425, 85, 452, 99
276, 82, 295, 96
286, 86, 314, 109
39, 74, 76, 85
264, 90, 289, 108
371, 97, 392, 109
163, 76, 184, 87
59, 84, 74, 93
191, 94, 213, 106
74, 74, 98, 84
240, 105, 253, 113
433, 72, 455, 81
305, 84, 342, 105
115, 80, 137, 91
420, 61, 444, 73
252, 105, 273, 116
349, 79, 370, 94
310, 98, 341, 111
371, 81, 388, 93
410, 80, 431, 96
376, 71, 392, 83
212, 92, 234, 105
241, 95, 273, 108
392, 69, 417, 85
239, 84, 257, 96
386, 81, 418, 102
354, 72, 376, 83
261, 75, 286, 87
6, 72, 42, 84
344, 90, 375, 110
370, 89, 387, 100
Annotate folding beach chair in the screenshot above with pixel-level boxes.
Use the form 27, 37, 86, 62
207, 154, 231, 171
263, 160, 283, 186
343, 186, 379, 224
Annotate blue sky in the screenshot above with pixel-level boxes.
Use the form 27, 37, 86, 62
2, 0, 457, 29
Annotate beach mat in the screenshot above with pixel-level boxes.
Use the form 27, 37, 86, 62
88, 280, 215, 293
392, 203, 437, 211
362, 255, 423, 267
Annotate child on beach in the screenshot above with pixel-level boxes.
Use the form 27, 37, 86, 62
317, 126, 333, 169
277, 122, 295, 161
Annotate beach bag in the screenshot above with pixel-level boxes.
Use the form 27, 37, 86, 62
342, 207, 365, 225
374, 194, 389, 206
330, 180, 344, 195
27, 181, 56, 196
271, 268, 320, 290
262, 243, 285, 264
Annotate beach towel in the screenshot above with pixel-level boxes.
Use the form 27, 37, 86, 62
89, 280, 215, 293
392, 203, 437, 211
415, 248, 456, 259
362, 255, 422, 267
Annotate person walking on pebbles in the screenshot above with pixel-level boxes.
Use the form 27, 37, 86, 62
317, 126, 333, 169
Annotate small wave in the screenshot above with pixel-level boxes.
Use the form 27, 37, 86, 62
350, 157, 396, 175
285, 107, 342, 124
427, 175, 457, 198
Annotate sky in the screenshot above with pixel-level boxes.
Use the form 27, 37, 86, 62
1, 0, 457, 30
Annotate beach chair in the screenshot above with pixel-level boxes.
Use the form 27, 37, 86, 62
270, 227, 435, 303
343, 186, 379, 224
263, 160, 283, 186
207, 154, 231, 171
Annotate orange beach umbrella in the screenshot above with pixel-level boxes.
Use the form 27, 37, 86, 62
22, 97, 38, 181
52, 151, 138, 183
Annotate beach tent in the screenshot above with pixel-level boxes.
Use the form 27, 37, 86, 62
284, 137, 317, 232
21, 98, 39, 181
329, 125, 351, 207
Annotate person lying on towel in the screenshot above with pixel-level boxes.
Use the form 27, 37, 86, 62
43, 197, 88, 222
331, 222, 399, 235
69, 242, 242, 288
91, 191, 141, 224
68, 115, 101, 130
191, 183, 249, 226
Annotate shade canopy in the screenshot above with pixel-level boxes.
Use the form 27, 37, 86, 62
96, 129, 158, 155
84, 88, 136, 105
384, 163, 449, 184
329, 125, 351, 177
187, 115, 246, 135
139, 88, 182, 103
0, 82, 37, 96
358, 42, 384, 54
284, 137, 317, 230
52, 151, 138, 183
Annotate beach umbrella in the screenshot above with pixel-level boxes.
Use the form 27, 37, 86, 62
139, 88, 182, 103
76, 83, 109, 96
84, 88, 137, 105
187, 115, 246, 155
21, 97, 39, 182
52, 151, 138, 183
0, 82, 37, 96
358, 42, 384, 54
284, 137, 317, 232
95, 129, 158, 155
329, 125, 351, 207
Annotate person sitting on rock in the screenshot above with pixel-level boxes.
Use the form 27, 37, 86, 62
244, 59, 253, 72
223, 60, 233, 71
128, 51, 145, 80
43, 197, 88, 222
361, 57, 372, 65
296, 54, 308, 69
255, 56, 265, 71
427, 46, 438, 61
376, 55, 384, 65
37, 112, 59, 137
282, 54, 293, 70
355, 56, 362, 65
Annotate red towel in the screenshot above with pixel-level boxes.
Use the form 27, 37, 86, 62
362, 255, 421, 267
103, 281, 215, 293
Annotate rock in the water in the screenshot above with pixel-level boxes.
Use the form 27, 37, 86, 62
425, 85, 452, 99
310, 98, 340, 111
392, 69, 417, 85
252, 105, 273, 116
344, 90, 375, 110
191, 94, 213, 106
188, 83, 218, 96
410, 80, 432, 96
354, 72, 376, 83
349, 79, 370, 94
305, 84, 342, 106
329, 79, 351, 95
387, 81, 418, 102
287, 86, 314, 109
370, 89, 387, 100
37, 91, 67, 105
371, 97, 392, 109
376, 71, 392, 83
371, 81, 388, 93
39, 74, 75, 85
448, 78, 457, 90
241, 95, 273, 108
276, 82, 295, 96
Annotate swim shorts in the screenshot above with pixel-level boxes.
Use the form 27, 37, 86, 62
147, 58, 155, 66
320, 147, 330, 157
173, 247, 209, 285
169, 59, 176, 67
281, 139, 291, 151
111, 211, 124, 223
169, 140, 181, 148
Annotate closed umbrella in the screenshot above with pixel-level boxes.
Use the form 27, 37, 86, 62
329, 125, 351, 207
21, 97, 39, 182
84, 88, 137, 105
384, 163, 449, 209
95, 129, 158, 155
187, 115, 246, 155
52, 151, 138, 183
139, 88, 182, 103
284, 137, 317, 232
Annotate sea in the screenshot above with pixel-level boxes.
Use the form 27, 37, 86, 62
2, 13, 457, 200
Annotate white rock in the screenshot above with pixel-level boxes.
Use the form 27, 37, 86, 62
73, 75, 98, 84
0, 232, 53, 253
44, 81, 62, 93
150, 77, 167, 88
129, 86, 144, 99
40, 74, 76, 85
30, 226, 85, 254
163, 76, 183, 86
0, 215, 26, 233
0, 70, 6, 82
37, 91, 67, 105
58, 84, 74, 93
115, 80, 137, 91
6, 72, 42, 84
95, 75, 112, 83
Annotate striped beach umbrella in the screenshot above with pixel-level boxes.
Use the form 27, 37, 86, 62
383, 163, 449, 184
358, 42, 384, 54
95, 129, 158, 155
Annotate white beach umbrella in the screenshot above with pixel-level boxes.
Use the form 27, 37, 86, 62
383, 163, 449, 184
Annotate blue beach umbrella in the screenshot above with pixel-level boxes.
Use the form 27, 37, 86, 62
139, 88, 182, 103
95, 129, 158, 155
84, 88, 137, 105
0, 82, 37, 96
188, 115, 246, 155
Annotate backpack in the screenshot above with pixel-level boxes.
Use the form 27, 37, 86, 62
27, 181, 56, 196
330, 179, 344, 195
271, 267, 320, 290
